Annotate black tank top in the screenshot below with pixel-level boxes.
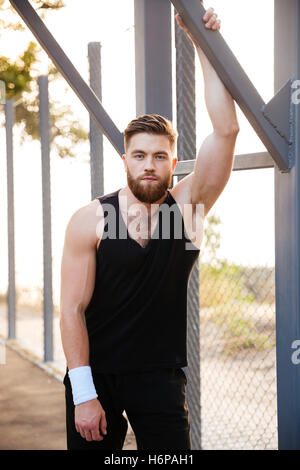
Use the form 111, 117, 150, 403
85, 188, 200, 374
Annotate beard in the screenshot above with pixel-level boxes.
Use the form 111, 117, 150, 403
126, 168, 172, 203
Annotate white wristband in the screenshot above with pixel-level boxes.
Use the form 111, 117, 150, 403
68, 366, 98, 406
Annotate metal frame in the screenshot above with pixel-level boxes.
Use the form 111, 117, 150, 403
88, 42, 104, 199
174, 152, 275, 176
274, 0, 300, 450
134, 0, 173, 119
5, 100, 16, 340
38, 76, 54, 362
170, 0, 292, 173
9, 0, 289, 172
175, 12, 200, 449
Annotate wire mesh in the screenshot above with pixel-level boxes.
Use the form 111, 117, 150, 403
174, 6, 277, 450
198, 209, 277, 450
175, 14, 202, 450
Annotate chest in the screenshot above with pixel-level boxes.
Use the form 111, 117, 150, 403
122, 210, 160, 249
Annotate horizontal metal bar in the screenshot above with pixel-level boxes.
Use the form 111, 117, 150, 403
174, 152, 274, 175
9, 0, 124, 156
232, 151, 275, 171
171, 0, 290, 172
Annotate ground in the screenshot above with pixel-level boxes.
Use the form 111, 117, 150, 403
0, 347, 136, 450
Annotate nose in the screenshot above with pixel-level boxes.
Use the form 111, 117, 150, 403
143, 156, 155, 172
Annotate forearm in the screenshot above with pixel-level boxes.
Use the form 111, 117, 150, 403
60, 310, 90, 370
195, 44, 239, 135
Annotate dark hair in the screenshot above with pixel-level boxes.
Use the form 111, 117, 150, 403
123, 113, 178, 153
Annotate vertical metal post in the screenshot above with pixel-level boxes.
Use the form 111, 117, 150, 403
134, 0, 173, 119
38, 75, 53, 362
175, 17, 200, 450
88, 42, 104, 199
274, 0, 300, 449
5, 99, 16, 339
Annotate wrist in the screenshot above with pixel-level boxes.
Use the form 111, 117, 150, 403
68, 365, 98, 406
75, 397, 98, 407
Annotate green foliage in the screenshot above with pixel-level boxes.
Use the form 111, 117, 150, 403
199, 209, 276, 355
0, 42, 37, 99
200, 261, 256, 308
0, 8, 89, 158
0, 0, 65, 35
210, 303, 275, 355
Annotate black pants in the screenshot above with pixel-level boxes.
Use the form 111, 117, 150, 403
63, 367, 191, 450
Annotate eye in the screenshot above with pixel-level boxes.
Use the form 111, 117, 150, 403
156, 155, 166, 160
135, 155, 144, 159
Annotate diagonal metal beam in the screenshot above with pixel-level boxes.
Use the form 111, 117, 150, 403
9, 0, 124, 156
170, 0, 291, 173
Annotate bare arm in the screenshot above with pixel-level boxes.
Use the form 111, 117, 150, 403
60, 204, 97, 368
60, 200, 107, 442
175, 5, 240, 217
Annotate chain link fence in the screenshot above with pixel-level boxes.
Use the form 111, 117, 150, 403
173, 4, 277, 450
198, 210, 277, 450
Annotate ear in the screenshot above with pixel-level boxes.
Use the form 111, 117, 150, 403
172, 157, 178, 171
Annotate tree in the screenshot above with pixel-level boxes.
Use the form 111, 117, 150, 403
0, 0, 88, 158
0, 0, 65, 35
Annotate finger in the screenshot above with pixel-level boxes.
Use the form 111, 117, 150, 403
212, 19, 221, 30
83, 429, 93, 442
91, 426, 102, 441
100, 411, 107, 436
78, 426, 86, 440
205, 13, 218, 28
203, 7, 215, 22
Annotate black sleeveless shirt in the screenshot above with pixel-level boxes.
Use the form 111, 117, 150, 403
84, 188, 200, 374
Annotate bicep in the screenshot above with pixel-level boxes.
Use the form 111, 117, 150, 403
191, 132, 237, 215
60, 210, 97, 319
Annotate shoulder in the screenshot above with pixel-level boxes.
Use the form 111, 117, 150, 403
64, 198, 104, 251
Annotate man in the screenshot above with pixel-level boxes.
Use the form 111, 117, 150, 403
60, 4, 239, 450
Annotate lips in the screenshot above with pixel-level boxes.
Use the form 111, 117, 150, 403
142, 177, 157, 181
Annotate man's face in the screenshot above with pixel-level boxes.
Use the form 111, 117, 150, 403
122, 133, 177, 203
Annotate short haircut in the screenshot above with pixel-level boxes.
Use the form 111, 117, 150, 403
123, 113, 178, 154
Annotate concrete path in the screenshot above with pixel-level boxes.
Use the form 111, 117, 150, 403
0, 346, 136, 450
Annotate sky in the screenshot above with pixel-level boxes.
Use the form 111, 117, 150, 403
0, 0, 276, 307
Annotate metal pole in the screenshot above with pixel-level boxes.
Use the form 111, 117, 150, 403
175, 16, 200, 450
5, 99, 16, 339
274, 0, 300, 449
134, 0, 173, 119
88, 42, 104, 199
38, 75, 53, 362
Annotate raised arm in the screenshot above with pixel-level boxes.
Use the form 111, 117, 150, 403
175, 4, 240, 217
60, 199, 107, 442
